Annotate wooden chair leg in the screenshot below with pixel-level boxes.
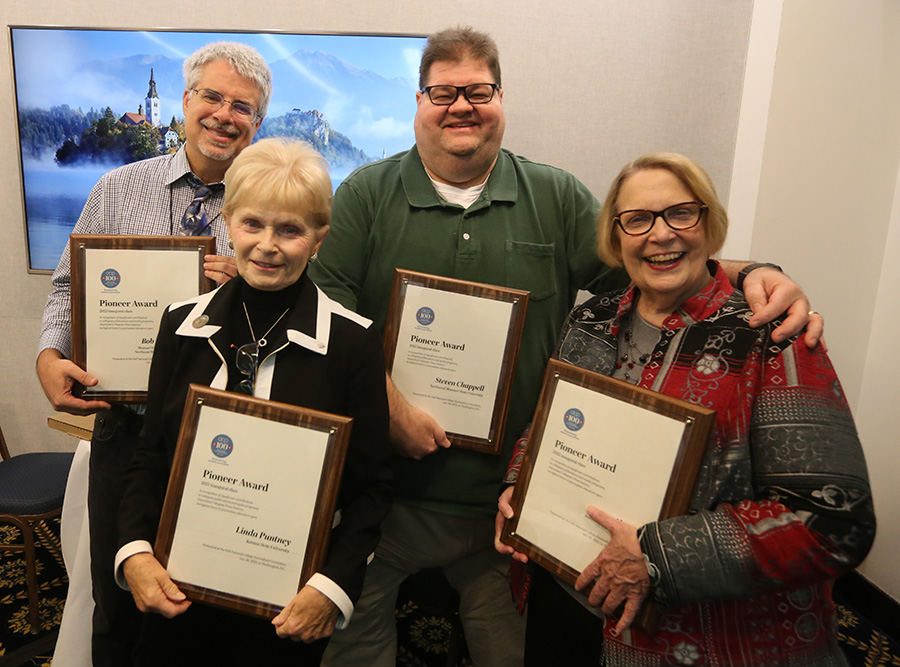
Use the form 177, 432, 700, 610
1, 515, 45, 634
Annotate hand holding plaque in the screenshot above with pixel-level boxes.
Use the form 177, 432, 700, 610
153, 385, 352, 619
382, 270, 528, 455
499, 359, 715, 628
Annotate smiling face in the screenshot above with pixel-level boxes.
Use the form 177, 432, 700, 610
616, 168, 712, 322
182, 60, 263, 184
227, 203, 329, 291
414, 57, 505, 187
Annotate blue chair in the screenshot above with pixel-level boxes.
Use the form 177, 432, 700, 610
0, 424, 74, 633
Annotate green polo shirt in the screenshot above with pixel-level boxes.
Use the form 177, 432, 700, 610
311, 146, 623, 518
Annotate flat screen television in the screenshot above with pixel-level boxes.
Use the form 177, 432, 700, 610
9, 27, 426, 272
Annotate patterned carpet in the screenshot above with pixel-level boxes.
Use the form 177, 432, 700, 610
0, 517, 66, 666
1, 544, 897, 667
837, 604, 900, 667
834, 574, 900, 667
395, 570, 471, 666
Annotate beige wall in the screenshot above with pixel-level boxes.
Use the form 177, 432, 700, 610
855, 156, 900, 601
746, 0, 900, 600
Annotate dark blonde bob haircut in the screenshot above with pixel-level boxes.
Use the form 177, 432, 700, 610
597, 152, 728, 268
222, 138, 332, 228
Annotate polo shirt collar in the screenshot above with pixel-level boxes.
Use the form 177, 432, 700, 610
400, 145, 518, 209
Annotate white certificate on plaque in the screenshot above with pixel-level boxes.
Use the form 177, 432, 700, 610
166, 404, 329, 607
391, 284, 513, 439
83, 248, 201, 393
515, 378, 687, 572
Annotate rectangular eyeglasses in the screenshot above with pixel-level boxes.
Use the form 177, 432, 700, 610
615, 201, 707, 236
420, 83, 499, 106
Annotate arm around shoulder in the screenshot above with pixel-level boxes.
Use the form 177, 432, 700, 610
719, 259, 823, 347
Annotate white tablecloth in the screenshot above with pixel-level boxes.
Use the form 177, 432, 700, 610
53, 439, 93, 667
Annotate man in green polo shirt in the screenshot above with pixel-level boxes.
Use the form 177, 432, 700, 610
312, 26, 819, 667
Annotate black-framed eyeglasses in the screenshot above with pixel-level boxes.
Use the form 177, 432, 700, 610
192, 88, 261, 122
420, 83, 499, 106
234, 342, 259, 395
614, 201, 708, 236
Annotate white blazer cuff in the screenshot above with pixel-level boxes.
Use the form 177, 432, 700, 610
306, 573, 353, 629
114, 540, 153, 590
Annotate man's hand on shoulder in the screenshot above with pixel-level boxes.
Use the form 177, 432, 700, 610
36, 348, 111, 415
386, 374, 451, 459
742, 265, 824, 349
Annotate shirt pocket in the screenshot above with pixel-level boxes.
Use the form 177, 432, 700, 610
505, 241, 558, 301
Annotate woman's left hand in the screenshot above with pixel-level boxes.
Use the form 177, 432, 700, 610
272, 585, 340, 642
574, 506, 650, 636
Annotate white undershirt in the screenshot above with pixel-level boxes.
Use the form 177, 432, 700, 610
428, 173, 488, 208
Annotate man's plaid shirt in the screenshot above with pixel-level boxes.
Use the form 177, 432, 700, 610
39, 147, 231, 358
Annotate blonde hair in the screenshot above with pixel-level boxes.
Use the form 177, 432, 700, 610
597, 152, 728, 267
223, 138, 332, 227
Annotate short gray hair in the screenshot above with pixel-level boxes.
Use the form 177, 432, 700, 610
183, 42, 273, 119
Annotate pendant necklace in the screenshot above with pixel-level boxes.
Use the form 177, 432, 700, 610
617, 315, 654, 383
242, 302, 290, 348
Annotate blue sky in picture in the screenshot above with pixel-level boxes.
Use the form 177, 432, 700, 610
12, 28, 426, 158
40, 30, 421, 80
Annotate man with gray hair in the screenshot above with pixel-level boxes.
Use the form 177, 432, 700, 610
37, 41, 271, 666
313, 25, 820, 666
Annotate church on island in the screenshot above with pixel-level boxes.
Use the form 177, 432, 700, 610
118, 68, 180, 152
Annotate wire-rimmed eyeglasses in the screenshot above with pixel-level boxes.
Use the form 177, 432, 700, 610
420, 83, 499, 106
615, 202, 708, 236
191, 88, 261, 122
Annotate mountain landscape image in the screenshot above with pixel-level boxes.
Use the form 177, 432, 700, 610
12, 29, 425, 270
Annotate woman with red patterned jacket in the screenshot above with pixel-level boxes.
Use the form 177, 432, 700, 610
495, 152, 875, 666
